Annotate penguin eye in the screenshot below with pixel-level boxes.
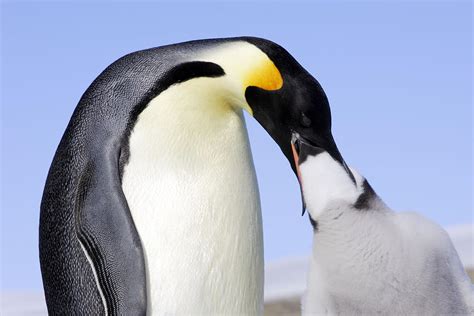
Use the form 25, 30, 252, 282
300, 113, 312, 127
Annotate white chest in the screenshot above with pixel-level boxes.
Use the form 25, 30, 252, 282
121, 79, 264, 315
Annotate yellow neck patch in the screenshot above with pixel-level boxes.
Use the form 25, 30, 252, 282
194, 41, 284, 115
244, 58, 283, 91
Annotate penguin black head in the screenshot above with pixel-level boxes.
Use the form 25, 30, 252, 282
235, 37, 352, 215
242, 37, 345, 176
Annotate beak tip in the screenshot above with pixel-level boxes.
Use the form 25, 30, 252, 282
291, 131, 300, 145
300, 192, 306, 216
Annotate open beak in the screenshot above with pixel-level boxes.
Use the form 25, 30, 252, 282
290, 132, 307, 215
290, 133, 303, 185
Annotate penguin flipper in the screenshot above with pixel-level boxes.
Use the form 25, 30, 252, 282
75, 152, 147, 315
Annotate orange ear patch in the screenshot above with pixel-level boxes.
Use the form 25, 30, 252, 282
245, 59, 283, 91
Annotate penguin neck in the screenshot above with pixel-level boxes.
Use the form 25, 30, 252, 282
303, 207, 399, 315
305, 177, 390, 272
122, 78, 263, 314
298, 152, 388, 232
301, 160, 396, 314
311, 205, 392, 254
305, 175, 392, 271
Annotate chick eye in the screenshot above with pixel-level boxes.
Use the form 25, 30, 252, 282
300, 113, 312, 127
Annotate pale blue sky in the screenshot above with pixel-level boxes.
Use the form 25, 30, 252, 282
1, 1, 472, 290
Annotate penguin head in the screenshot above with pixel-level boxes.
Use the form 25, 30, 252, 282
291, 134, 358, 218
291, 132, 382, 218
239, 37, 345, 175
223, 38, 355, 214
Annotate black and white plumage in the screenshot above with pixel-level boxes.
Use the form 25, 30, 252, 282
40, 37, 333, 315
290, 134, 473, 315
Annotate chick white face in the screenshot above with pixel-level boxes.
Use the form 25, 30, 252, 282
298, 150, 363, 219
290, 132, 373, 220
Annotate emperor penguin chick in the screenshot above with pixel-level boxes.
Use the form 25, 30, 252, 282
290, 134, 473, 316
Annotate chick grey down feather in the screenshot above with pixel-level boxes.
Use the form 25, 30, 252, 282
299, 151, 473, 315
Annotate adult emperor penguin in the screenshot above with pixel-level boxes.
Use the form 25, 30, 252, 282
249, 71, 474, 313
39, 37, 330, 315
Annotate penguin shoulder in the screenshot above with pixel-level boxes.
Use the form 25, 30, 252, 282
395, 211, 474, 312
394, 212, 454, 254
394, 212, 471, 284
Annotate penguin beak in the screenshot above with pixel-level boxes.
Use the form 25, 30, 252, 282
290, 133, 302, 185
290, 133, 307, 215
